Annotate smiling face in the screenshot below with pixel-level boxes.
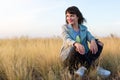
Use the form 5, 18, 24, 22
66, 12, 79, 25
65, 6, 85, 25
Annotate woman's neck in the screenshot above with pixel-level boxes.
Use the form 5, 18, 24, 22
72, 23, 79, 32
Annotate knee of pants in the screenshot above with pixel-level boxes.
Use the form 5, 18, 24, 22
95, 39, 103, 53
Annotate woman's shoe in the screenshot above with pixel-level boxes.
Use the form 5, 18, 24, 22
74, 66, 87, 77
97, 66, 111, 78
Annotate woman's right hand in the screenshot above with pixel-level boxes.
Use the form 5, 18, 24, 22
74, 42, 85, 55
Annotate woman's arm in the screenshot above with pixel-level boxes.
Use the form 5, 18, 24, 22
61, 25, 76, 46
86, 29, 98, 54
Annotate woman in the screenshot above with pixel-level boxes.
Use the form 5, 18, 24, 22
60, 6, 111, 77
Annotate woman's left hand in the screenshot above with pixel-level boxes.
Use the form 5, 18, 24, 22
90, 40, 98, 54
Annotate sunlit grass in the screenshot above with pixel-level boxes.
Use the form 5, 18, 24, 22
0, 37, 119, 80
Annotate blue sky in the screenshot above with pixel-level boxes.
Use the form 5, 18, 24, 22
0, 0, 120, 38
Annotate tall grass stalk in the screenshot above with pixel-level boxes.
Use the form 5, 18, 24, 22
0, 37, 119, 80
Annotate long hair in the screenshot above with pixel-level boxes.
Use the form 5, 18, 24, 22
65, 6, 86, 24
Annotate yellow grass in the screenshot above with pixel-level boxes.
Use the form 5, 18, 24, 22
0, 37, 119, 80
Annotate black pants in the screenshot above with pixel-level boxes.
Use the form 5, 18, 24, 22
64, 39, 103, 75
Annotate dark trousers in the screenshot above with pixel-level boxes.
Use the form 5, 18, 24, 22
64, 40, 103, 75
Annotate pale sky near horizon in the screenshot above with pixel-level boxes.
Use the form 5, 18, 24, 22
0, 0, 120, 38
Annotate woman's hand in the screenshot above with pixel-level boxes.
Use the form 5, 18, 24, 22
90, 40, 98, 54
74, 42, 85, 55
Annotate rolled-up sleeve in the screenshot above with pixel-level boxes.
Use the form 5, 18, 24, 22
61, 25, 75, 46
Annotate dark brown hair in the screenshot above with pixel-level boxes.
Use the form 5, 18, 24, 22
65, 6, 86, 24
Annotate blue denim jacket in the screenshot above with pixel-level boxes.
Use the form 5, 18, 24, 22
60, 24, 95, 61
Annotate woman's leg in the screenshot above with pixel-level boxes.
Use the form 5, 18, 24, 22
85, 39, 104, 69
64, 47, 87, 75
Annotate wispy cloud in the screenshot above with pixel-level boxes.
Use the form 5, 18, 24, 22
0, 0, 65, 20
0, 0, 120, 38
0, 0, 66, 38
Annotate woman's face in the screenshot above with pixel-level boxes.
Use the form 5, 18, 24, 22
66, 12, 79, 25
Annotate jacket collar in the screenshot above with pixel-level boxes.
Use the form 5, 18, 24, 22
67, 24, 86, 31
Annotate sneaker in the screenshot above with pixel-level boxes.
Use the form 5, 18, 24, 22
97, 66, 111, 78
74, 66, 87, 77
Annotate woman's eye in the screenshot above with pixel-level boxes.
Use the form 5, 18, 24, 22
71, 14, 74, 17
66, 15, 68, 17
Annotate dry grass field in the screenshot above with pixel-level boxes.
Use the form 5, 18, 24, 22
0, 37, 120, 80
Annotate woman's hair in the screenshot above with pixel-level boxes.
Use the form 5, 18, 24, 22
65, 6, 86, 24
